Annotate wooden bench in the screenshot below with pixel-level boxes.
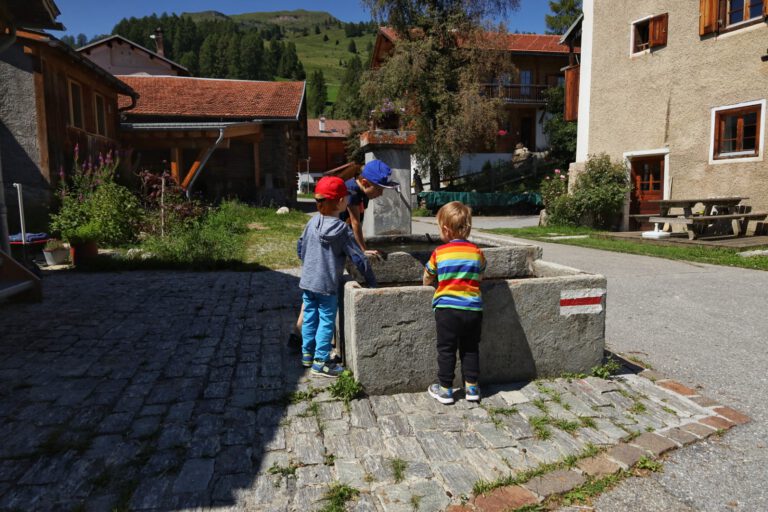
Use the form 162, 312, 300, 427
649, 212, 767, 239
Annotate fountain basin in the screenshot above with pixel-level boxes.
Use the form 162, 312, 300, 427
343, 235, 606, 395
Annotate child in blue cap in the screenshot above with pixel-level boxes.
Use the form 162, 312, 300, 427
340, 159, 399, 255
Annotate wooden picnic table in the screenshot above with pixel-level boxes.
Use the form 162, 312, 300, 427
646, 197, 767, 240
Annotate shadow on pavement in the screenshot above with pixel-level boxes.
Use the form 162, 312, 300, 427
0, 269, 305, 510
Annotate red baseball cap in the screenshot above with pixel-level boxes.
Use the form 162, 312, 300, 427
314, 176, 348, 200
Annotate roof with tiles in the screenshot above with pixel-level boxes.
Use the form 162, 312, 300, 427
308, 119, 351, 138
117, 75, 305, 120
378, 26, 576, 54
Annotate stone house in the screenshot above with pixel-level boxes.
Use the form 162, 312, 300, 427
0, 29, 137, 230
117, 75, 307, 205
566, 0, 768, 229
371, 27, 575, 173
77, 33, 190, 77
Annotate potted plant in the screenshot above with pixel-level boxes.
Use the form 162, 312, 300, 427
370, 98, 405, 130
42, 238, 69, 266
68, 223, 100, 266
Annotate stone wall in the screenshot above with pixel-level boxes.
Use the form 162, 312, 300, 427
344, 262, 606, 395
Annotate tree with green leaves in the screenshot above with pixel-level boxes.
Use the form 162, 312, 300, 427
198, 34, 218, 77
333, 55, 365, 119
541, 86, 577, 169
545, 0, 582, 35
347, 39, 357, 54
240, 32, 264, 80
307, 70, 328, 117
361, 0, 521, 190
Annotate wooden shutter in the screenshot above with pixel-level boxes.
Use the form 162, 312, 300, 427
564, 65, 580, 122
764, 0, 768, 18
699, 0, 719, 35
649, 13, 669, 48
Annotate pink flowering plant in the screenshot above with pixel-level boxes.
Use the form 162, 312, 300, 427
540, 168, 569, 209
369, 98, 406, 122
50, 145, 143, 245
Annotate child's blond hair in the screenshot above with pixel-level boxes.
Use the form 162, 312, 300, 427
314, 195, 341, 216
436, 201, 472, 239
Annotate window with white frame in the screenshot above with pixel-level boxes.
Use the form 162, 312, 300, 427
712, 102, 763, 160
631, 14, 668, 55
726, 0, 765, 27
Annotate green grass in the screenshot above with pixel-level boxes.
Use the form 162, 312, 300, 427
74, 203, 308, 271
486, 225, 768, 271
318, 482, 360, 512
328, 370, 364, 406
391, 458, 407, 484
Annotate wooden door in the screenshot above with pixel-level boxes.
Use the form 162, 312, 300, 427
630, 156, 665, 228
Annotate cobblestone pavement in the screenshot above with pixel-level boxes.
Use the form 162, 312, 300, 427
0, 270, 750, 511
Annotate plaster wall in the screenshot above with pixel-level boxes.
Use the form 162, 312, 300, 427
0, 45, 48, 230
581, 0, 768, 211
84, 43, 179, 76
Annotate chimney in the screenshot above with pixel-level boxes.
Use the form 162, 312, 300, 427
319, 117, 326, 132
151, 27, 165, 57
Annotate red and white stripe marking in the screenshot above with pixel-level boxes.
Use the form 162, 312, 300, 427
560, 288, 606, 316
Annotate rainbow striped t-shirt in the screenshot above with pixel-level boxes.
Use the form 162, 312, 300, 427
425, 240, 486, 311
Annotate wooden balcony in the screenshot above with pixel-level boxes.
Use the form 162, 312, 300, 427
481, 83, 550, 104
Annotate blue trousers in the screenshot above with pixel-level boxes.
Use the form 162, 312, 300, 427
301, 290, 338, 363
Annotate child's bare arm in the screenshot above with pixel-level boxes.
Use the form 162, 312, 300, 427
423, 268, 436, 286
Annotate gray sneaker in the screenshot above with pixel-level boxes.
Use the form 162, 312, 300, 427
427, 383, 454, 405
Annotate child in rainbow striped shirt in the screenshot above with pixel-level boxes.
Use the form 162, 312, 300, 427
423, 201, 486, 404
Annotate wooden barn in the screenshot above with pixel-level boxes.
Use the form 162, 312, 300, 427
117, 75, 307, 205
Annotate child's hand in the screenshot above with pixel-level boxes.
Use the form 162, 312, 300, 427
364, 249, 384, 261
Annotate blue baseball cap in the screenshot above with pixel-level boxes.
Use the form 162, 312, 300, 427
361, 160, 399, 189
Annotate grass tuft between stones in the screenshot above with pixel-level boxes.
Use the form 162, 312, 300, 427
318, 482, 360, 512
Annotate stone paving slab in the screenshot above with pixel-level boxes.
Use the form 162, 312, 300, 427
0, 270, 752, 511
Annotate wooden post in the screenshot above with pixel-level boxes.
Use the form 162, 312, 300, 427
253, 141, 261, 192
181, 148, 208, 190
170, 147, 183, 184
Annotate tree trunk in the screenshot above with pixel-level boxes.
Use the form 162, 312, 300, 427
429, 166, 441, 191
413, 172, 424, 194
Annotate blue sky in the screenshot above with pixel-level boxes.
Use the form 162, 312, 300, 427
53, 0, 550, 39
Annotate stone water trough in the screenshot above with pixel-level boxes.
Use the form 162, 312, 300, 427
343, 234, 607, 395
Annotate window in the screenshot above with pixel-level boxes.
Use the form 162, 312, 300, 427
700, 0, 766, 35
713, 104, 762, 159
631, 14, 668, 54
94, 93, 107, 136
68, 80, 84, 129
727, 0, 764, 26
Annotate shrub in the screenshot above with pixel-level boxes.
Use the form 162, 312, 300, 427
571, 154, 631, 229
50, 148, 142, 246
88, 182, 143, 246
543, 154, 631, 229
540, 168, 568, 209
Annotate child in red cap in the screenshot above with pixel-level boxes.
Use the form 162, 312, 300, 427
297, 176, 377, 377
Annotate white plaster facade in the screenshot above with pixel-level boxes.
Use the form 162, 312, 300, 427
572, 0, 768, 224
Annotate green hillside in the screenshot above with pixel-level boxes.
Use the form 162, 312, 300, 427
231, 10, 338, 30
285, 28, 376, 103
181, 9, 377, 105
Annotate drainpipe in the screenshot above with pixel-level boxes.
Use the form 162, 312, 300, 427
0, 23, 17, 254
185, 128, 225, 199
